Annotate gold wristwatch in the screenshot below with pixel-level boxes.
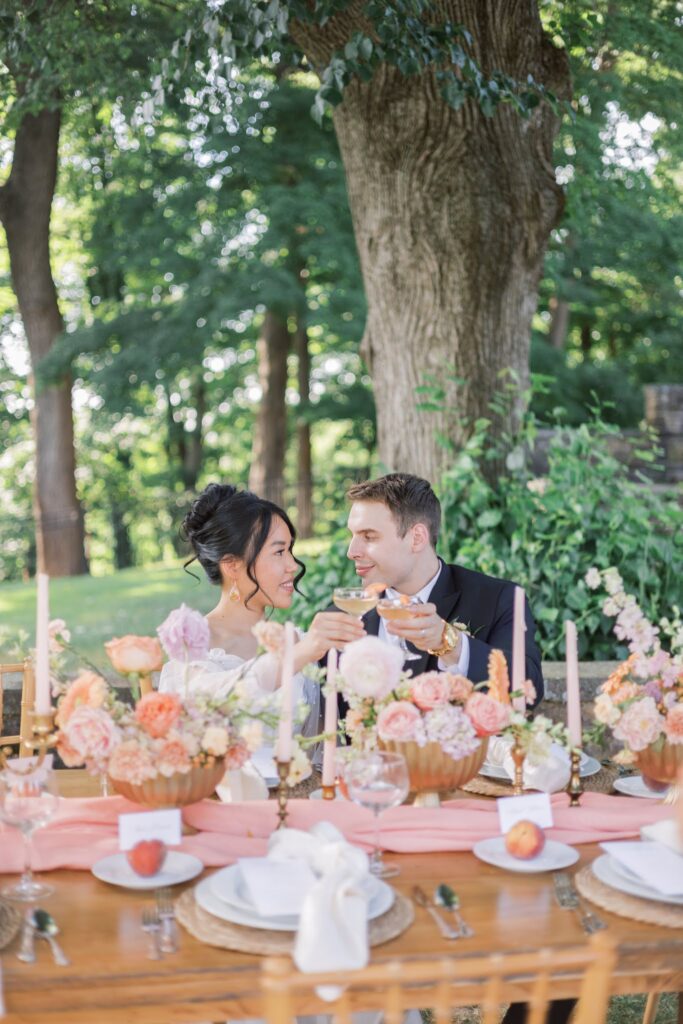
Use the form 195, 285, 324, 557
428, 620, 468, 658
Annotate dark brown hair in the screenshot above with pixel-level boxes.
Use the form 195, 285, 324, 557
346, 473, 441, 547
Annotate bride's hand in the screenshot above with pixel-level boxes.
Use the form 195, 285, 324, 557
294, 612, 366, 667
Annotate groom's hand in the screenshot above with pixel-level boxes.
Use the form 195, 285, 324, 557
384, 601, 445, 652
305, 611, 366, 659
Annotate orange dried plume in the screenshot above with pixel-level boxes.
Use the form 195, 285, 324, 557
487, 649, 511, 704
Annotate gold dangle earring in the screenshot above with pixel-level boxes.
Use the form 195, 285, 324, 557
229, 579, 241, 604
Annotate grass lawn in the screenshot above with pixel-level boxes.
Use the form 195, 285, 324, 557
0, 562, 217, 662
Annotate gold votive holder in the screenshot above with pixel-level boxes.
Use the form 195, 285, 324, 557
511, 737, 525, 796
276, 760, 290, 829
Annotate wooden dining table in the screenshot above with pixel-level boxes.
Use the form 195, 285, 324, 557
1, 771, 682, 1023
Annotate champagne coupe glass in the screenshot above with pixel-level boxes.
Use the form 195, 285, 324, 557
333, 587, 380, 619
0, 768, 60, 900
345, 750, 409, 878
377, 595, 424, 661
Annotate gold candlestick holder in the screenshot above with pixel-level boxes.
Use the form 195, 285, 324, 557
511, 736, 526, 796
0, 709, 59, 775
567, 748, 583, 806
276, 759, 290, 829
321, 782, 336, 800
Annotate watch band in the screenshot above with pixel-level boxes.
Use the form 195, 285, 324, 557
427, 620, 467, 658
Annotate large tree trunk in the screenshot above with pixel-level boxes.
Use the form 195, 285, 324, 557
295, 321, 314, 537
248, 311, 290, 507
0, 109, 87, 575
292, 1, 570, 481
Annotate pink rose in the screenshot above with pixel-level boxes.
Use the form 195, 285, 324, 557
157, 736, 192, 777
105, 635, 164, 674
48, 618, 71, 653
410, 672, 452, 710
61, 705, 121, 769
447, 674, 474, 702
339, 636, 403, 700
108, 740, 157, 785
663, 705, 683, 744
157, 604, 210, 662
613, 696, 663, 752
224, 739, 250, 770
377, 701, 421, 742
465, 692, 511, 736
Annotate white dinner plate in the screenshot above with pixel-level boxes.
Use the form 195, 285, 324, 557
479, 754, 600, 783
612, 775, 666, 799
473, 837, 579, 873
198, 869, 395, 931
591, 854, 683, 906
92, 851, 204, 890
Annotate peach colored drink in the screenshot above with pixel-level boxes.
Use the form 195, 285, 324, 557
333, 589, 379, 617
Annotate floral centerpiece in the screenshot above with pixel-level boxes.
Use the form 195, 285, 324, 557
335, 637, 546, 803
51, 605, 308, 806
585, 566, 683, 792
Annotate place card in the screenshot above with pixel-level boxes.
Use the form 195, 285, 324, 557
238, 857, 316, 917
4, 753, 54, 785
601, 840, 683, 897
497, 792, 553, 834
118, 808, 181, 851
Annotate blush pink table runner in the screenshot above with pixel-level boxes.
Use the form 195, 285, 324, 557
0, 791, 675, 874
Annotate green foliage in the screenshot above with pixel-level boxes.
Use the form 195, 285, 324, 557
437, 412, 683, 661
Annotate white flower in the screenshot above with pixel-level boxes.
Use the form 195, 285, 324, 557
603, 567, 624, 597
526, 729, 553, 763
240, 720, 263, 752
339, 637, 404, 700
287, 745, 312, 786
593, 693, 620, 727
585, 568, 601, 590
201, 726, 229, 757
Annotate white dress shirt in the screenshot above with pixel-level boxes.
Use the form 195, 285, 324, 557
378, 564, 470, 675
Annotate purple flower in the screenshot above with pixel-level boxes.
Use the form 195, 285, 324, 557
644, 680, 662, 702
157, 604, 210, 662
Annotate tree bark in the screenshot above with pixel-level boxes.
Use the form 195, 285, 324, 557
0, 109, 87, 575
549, 296, 570, 350
248, 311, 291, 507
291, 1, 571, 481
295, 321, 314, 537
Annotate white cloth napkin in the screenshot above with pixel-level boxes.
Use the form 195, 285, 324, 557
267, 821, 370, 973
641, 818, 683, 856
502, 741, 571, 793
601, 840, 683, 897
215, 762, 269, 802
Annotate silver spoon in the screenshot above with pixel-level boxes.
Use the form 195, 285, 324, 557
434, 884, 474, 937
31, 910, 70, 967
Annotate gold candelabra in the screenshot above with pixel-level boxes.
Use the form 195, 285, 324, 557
0, 709, 59, 775
511, 736, 526, 796
567, 748, 583, 806
321, 782, 336, 801
276, 759, 290, 829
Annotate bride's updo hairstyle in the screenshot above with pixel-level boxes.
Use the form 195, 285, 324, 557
181, 483, 305, 607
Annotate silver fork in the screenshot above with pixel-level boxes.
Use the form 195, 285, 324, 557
156, 888, 178, 954
552, 872, 606, 934
141, 907, 162, 959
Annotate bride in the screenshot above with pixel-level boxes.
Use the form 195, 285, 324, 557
158, 482, 364, 770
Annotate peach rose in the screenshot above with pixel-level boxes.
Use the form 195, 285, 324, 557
465, 692, 511, 736
252, 621, 285, 655
376, 701, 421, 742
447, 674, 474, 702
105, 635, 164, 674
108, 740, 157, 785
344, 707, 365, 734
56, 671, 107, 728
157, 736, 192, 777
663, 705, 683, 744
61, 705, 121, 768
134, 691, 182, 739
56, 733, 84, 768
224, 739, 250, 770
410, 672, 452, 710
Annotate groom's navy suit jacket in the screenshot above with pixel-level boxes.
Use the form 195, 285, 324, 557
333, 561, 544, 719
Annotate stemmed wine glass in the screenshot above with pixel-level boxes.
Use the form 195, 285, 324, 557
0, 768, 60, 900
332, 587, 380, 619
377, 595, 424, 661
345, 750, 409, 878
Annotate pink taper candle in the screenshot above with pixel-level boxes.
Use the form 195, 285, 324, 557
322, 648, 338, 787
35, 573, 51, 714
276, 622, 295, 762
565, 619, 582, 748
511, 586, 526, 712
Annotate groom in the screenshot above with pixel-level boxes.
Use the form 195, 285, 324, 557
316, 472, 544, 704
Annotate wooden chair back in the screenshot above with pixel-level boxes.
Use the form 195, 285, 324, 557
261, 931, 616, 1024
0, 659, 36, 751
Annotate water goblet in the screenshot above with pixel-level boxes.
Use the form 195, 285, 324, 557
377, 595, 424, 661
345, 750, 409, 878
0, 768, 60, 900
